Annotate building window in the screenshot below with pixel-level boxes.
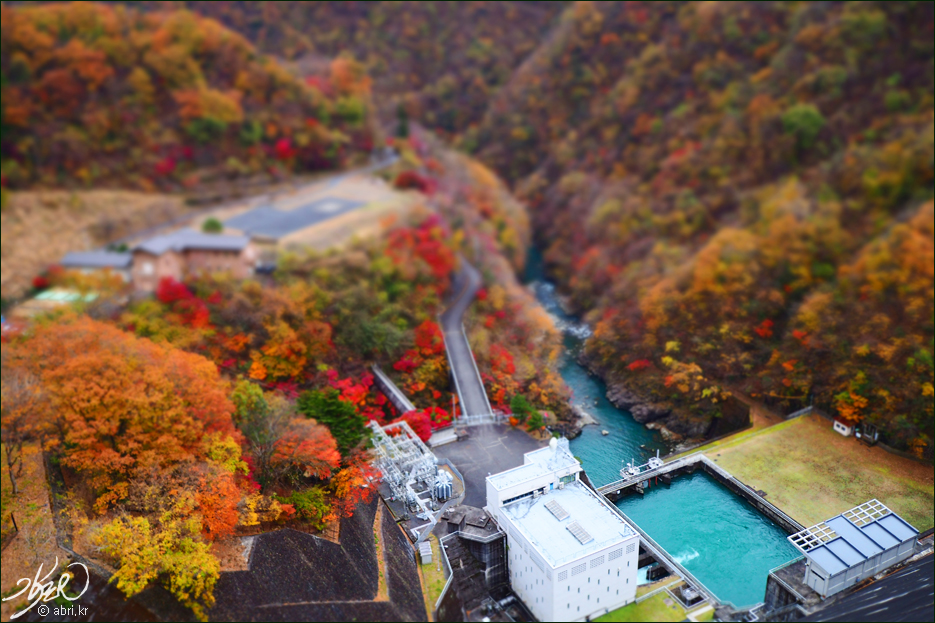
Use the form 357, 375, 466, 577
626, 543, 636, 554
617, 590, 619, 596
504, 491, 534, 505
142, 262, 154, 276
560, 474, 576, 484
609, 548, 623, 561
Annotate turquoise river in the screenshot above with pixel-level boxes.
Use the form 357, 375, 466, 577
525, 249, 798, 608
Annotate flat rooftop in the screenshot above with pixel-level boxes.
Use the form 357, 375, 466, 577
501, 480, 635, 568
224, 197, 365, 240
487, 438, 579, 492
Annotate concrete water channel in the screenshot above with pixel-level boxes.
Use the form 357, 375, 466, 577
525, 249, 801, 610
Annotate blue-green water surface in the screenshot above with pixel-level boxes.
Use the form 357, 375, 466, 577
524, 249, 670, 486
616, 471, 799, 607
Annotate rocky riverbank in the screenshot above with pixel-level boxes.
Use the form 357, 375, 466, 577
563, 404, 599, 439
579, 351, 713, 443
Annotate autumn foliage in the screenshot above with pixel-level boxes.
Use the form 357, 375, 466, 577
4, 315, 240, 510
466, 1, 933, 455
0, 3, 376, 190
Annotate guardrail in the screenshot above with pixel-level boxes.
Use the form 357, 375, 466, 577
598, 453, 805, 533
371, 364, 416, 413
435, 533, 457, 611
454, 412, 508, 426
785, 406, 814, 420
701, 455, 804, 532
460, 321, 493, 415
441, 319, 467, 416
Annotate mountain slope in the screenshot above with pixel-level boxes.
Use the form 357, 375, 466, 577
469, 1, 934, 454
0, 2, 377, 190
128, 1, 567, 139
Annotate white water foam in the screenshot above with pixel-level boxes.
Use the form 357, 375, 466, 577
673, 548, 700, 566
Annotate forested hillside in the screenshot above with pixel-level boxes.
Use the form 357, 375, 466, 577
128, 1, 567, 139
0, 2, 377, 190
466, 1, 934, 455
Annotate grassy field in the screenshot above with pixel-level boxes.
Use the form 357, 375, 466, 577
596, 592, 686, 622
708, 415, 934, 530
417, 535, 448, 621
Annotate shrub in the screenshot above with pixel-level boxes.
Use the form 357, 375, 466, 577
526, 410, 545, 431
884, 90, 911, 113
202, 217, 223, 234
394, 170, 434, 193
297, 388, 368, 457
782, 103, 825, 152
510, 394, 535, 425
285, 487, 333, 530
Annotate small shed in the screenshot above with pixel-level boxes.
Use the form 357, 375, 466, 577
833, 419, 853, 437
789, 500, 919, 598
419, 541, 433, 565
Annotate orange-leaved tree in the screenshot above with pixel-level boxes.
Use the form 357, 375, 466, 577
4, 315, 240, 512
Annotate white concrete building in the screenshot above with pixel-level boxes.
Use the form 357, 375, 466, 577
486, 439, 640, 622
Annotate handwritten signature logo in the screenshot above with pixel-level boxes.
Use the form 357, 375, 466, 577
1, 557, 90, 619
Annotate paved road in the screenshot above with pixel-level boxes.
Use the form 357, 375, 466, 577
432, 424, 547, 507
440, 258, 492, 417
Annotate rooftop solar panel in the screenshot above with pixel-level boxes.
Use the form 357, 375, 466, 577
545, 500, 570, 521
566, 521, 594, 545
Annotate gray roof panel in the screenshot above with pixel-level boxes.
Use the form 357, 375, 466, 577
810, 546, 847, 575
862, 523, 900, 549
136, 229, 249, 255
826, 517, 882, 558
61, 251, 133, 269
826, 538, 866, 567
224, 197, 365, 240
877, 514, 918, 542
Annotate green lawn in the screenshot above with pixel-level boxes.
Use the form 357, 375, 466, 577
709, 415, 934, 530
596, 592, 686, 623
419, 535, 448, 620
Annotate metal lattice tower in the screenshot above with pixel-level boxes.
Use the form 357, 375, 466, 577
369, 420, 437, 501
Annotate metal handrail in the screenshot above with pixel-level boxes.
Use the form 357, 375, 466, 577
598, 453, 804, 533
460, 321, 493, 415
768, 555, 805, 576
699, 455, 804, 531
435, 533, 457, 610
441, 325, 466, 417
371, 364, 416, 413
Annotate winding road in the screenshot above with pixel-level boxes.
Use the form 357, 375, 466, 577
440, 257, 493, 417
